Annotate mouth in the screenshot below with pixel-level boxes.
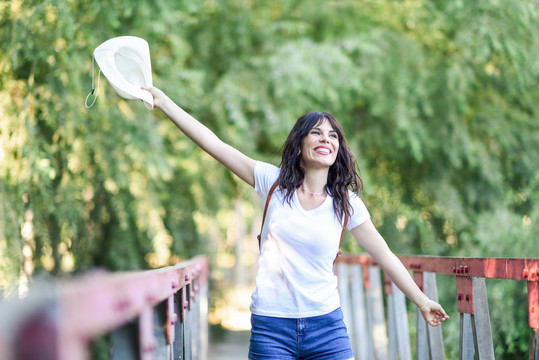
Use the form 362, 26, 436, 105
314, 146, 332, 155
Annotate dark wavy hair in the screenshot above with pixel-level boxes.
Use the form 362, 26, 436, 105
278, 111, 363, 223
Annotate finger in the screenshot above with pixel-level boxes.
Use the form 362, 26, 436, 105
434, 312, 446, 320
439, 311, 449, 319
141, 86, 153, 92
431, 312, 447, 324
438, 315, 449, 322
433, 306, 449, 318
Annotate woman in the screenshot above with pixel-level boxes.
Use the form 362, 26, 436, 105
142, 86, 449, 360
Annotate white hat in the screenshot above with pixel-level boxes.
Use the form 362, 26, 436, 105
86, 36, 154, 110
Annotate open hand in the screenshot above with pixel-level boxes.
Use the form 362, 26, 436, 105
420, 299, 450, 327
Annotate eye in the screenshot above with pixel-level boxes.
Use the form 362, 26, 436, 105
330, 133, 338, 139
310, 130, 321, 135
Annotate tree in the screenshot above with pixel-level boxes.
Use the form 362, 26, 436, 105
1, 0, 537, 357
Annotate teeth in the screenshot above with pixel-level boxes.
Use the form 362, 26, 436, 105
316, 148, 330, 154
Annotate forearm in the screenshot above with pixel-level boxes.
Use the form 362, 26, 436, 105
351, 221, 428, 308
150, 89, 255, 186
376, 252, 428, 308
159, 95, 221, 152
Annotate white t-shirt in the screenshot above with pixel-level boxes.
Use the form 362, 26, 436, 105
250, 161, 370, 318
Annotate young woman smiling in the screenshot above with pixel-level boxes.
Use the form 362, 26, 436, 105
143, 86, 450, 360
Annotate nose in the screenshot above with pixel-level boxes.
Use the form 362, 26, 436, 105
320, 134, 330, 143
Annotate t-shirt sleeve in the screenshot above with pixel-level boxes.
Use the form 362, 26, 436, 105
347, 191, 370, 230
254, 161, 280, 200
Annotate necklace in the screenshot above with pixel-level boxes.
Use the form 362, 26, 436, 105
301, 185, 326, 196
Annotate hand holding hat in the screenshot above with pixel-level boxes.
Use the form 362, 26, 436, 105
141, 86, 168, 110
86, 36, 154, 110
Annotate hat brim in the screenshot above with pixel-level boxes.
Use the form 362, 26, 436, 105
94, 36, 154, 110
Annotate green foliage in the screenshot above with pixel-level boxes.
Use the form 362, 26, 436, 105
1, 0, 537, 357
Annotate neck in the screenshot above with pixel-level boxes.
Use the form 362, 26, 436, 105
301, 168, 328, 196
300, 185, 325, 196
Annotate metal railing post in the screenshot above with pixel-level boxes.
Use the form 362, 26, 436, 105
171, 290, 184, 360
459, 313, 474, 360
366, 265, 389, 360
471, 277, 494, 359
424, 272, 444, 360
337, 262, 354, 352
528, 276, 539, 360
350, 263, 371, 360
198, 279, 209, 360
387, 282, 411, 360
531, 328, 539, 360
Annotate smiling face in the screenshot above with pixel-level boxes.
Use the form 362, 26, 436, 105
300, 118, 340, 169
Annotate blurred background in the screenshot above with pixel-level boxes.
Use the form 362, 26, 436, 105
1, 0, 538, 358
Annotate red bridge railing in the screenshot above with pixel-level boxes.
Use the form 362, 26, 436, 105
2, 253, 537, 359
335, 254, 539, 360
0, 255, 210, 360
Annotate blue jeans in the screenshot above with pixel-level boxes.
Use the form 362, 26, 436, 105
249, 308, 355, 360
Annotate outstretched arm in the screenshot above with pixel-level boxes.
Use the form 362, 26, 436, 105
350, 220, 450, 327
143, 86, 256, 187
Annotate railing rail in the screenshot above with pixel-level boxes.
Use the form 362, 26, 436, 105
0, 255, 210, 360
336, 254, 539, 360
3, 253, 537, 359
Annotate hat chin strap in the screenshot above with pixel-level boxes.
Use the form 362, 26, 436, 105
85, 56, 101, 109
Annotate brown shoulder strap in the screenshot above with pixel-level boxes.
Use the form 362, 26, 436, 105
257, 180, 279, 249
334, 191, 350, 264
333, 214, 349, 264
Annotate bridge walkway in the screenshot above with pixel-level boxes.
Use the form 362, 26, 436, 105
209, 330, 250, 360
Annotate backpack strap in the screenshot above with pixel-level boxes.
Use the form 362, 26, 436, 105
257, 180, 279, 249
334, 190, 350, 264
333, 213, 349, 264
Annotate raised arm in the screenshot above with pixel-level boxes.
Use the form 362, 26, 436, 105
350, 220, 450, 327
143, 86, 256, 187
